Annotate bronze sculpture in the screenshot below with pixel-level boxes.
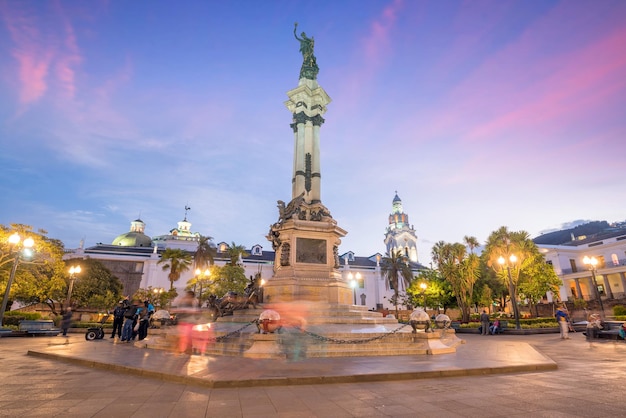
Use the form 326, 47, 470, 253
294, 22, 319, 80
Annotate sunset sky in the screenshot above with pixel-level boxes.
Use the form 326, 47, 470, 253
1, 0, 625, 264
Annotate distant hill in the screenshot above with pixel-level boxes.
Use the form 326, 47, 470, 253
533, 221, 611, 245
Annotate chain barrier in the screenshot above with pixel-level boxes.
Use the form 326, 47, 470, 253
211, 320, 256, 342
289, 323, 412, 345
207, 320, 452, 344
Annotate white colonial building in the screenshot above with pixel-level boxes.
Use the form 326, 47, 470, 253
64, 194, 427, 311
536, 223, 626, 307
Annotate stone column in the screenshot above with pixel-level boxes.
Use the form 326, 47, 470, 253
285, 78, 330, 204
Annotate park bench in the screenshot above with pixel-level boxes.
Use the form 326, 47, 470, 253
492, 321, 508, 334
18, 320, 60, 336
583, 321, 624, 340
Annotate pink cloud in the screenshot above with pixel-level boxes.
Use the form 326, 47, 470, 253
0, 2, 52, 104
419, 3, 626, 147
363, 0, 403, 64
332, 0, 407, 117
0, 1, 82, 106
464, 23, 626, 142
54, 1, 82, 99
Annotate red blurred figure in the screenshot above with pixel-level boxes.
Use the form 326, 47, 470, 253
173, 291, 199, 354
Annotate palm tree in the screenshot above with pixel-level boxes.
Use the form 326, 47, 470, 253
194, 235, 216, 270
464, 235, 480, 254
226, 242, 249, 266
431, 241, 480, 323
157, 248, 192, 290
381, 250, 414, 317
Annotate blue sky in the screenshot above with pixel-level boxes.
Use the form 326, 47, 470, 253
1, 0, 625, 264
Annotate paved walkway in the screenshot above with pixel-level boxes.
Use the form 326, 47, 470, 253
1, 331, 626, 417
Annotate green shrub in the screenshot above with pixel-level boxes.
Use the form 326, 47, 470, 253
72, 321, 113, 329
521, 322, 558, 329
519, 318, 558, 326
2, 311, 41, 326
613, 305, 626, 316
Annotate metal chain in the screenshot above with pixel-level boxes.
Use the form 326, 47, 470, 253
212, 320, 256, 342
289, 323, 411, 345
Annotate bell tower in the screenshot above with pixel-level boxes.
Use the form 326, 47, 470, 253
384, 192, 419, 262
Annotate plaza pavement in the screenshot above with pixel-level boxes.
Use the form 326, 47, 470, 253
1, 331, 625, 417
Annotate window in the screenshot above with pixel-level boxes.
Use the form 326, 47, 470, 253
569, 259, 577, 273
612, 254, 619, 266
570, 287, 577, 298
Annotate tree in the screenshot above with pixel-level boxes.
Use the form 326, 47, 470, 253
431, 240, 480, 322
226, 242, 249, 266
206, 264, 247, 297
517, 253, 562, 317
381, 250, 414, 317
70, 258, 123, 311
474, 263, 507, 314
158, 248, 192, 290
194, 235, 216, 270
407, 269, 456, 313
477, 284, 494, 313
483, 226, 561, 318
133, 287, 175, 309
1, 224, 67, 316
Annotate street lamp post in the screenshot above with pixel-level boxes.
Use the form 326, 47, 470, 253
65, 265, 82, 308
347, 272, 360, 305
583, 256, 605, 319
498, 254, 521, 330
419, 282, 427, 309
194, 268, 211, 305
152, 287, 164, 308
0, 233, 35, 328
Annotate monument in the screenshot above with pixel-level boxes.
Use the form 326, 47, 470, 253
263, 23, 351, 305
146, 26, 463, 357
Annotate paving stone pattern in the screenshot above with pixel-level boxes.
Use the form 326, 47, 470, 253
1, 333, 625, 417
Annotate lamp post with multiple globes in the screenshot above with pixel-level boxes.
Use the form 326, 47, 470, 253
347, 272, 361, 305
65, 265, 82, 308
194, 268, 211, 304
1, 233, 35, 328
583, 256, 605, 319
419, 282, 427, 309
152, 287, 165, 308
497, 254, 522, 330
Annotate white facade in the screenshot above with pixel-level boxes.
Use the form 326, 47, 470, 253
538, 233, 626, 303
66, 242, 420, 311
64, 191, 429, 310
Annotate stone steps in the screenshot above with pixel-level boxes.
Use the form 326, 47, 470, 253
141, 328, 461, 357
219, 303, 398, 325
140, 302, 462, 358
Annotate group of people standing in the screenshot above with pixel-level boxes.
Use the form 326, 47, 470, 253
111, 299, 154, 342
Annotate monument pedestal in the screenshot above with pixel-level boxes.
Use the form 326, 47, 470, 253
243, 333, 286, 359
265, 216, 349, 305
